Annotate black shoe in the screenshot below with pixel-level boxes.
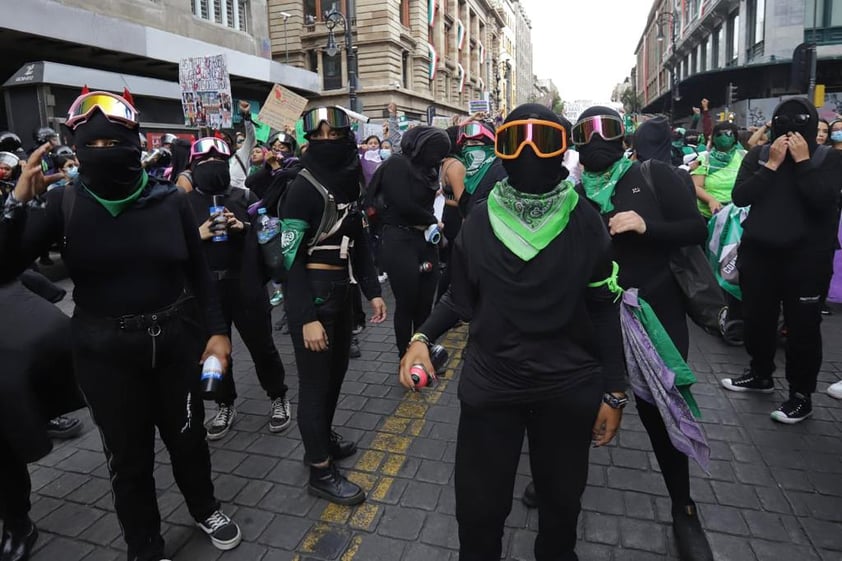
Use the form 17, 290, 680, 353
522, 481, 537, 508
720, 369, 774, 393
308, 463, 365, 505
329, 430, 357, 460
349, 337, 361, 359
45, 416, 82, 439
672, 503, 713, 561
1, 521, 38, 561
770, 393, 813, 424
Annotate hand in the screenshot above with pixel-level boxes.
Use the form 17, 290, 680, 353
592, 401, 623, 447
223, 210, 244, 231
387, 102, 397, 115
303, 320, 328, 352
608, 211, 647, 235
266, 151, 281, 170
399, 341, 434, 391
239, 100, 251, 114
198, 219, 215, 241
369, 297, 387, 323
701, 98, 709, 111
692, 106, 701, 115
787, 132, 810, 162
13, 143, 51, 202
765, 135, 789, 170
200, 335, 231, 372
708, 200, 723, 214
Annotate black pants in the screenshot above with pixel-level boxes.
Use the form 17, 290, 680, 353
739, 244, 832, 395
72, 311, 218, 561
215, 279, 287, 405
379, 225, 439, 355
288, 271, 353, 463
0, 436, 31, 534
455, 378, 602, 561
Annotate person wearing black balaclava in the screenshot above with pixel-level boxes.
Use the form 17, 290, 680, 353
374, 126, 451, 355
721, 98, 842, 423
0, 92, 242, 560
573, 106, 713, 561
184, 138, 290, 442
401, 104, 627, 561
279, 106, 386, 505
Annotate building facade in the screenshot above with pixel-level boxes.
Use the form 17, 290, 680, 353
633, 0, 842, 126
0, 0, 318, 138
267, 0, 533, 121
513, 1, 534, 107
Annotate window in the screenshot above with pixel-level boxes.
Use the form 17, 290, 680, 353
445, 23, 452, 59
192, 0, 248, 32
747, 0, 765, 46
716, 26, 725, 67
308, 50, 319, 72
323, 52, 343, 90
303, 0, 346, 20
726, 13, 739, 63
402, 50, 410, 88
401, 0, 410, 27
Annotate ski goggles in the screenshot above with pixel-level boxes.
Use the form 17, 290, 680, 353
65, 92, 139, 130
457, 122, 495, 145
570, 115, 625, 146
494, 119, 568, 159
190, 137, 232, 162
301, 106, 351, 134
772, 113, 811, 128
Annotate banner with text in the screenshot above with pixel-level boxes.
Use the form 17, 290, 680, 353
178, 54, 233, 129
257, 84, 309, 132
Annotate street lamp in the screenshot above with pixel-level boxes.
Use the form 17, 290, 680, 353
655, 10, 680, 119
280, 12, 291, 64
322, 2, 359, 113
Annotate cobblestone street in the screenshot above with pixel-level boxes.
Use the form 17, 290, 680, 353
28, 280, 842, 561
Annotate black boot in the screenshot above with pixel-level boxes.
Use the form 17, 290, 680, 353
308, 463, 365, 505
1, 520, 38, 561
521, 480, 538, 508
672, 503, 714, 561
329, 430, 358, 461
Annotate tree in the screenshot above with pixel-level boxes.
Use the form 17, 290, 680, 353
552, 92, 564, 115
621, 88, 643, 114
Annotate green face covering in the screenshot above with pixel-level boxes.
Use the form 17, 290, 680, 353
459, 145, 497, 195
487, 178, 579, 261
713, 133, 736, 152
580, 157, 633, 214
708, 137, 738, 172
83, 172, 148, 217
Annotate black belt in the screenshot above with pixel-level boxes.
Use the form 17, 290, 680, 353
76, 297, 190, 332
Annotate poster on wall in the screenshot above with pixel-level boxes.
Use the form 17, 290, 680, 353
178, 54, 233, 129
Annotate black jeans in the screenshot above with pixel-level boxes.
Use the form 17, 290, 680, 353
72, 310, 219, 561
289, 271, 353, 464
455, 378, 602, 561
214, 279, 287, 405
379, 225, 439, 355
0, 436, 31, 534
738, 244, 832, 395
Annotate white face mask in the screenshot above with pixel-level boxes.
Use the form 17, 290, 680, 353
65, 166, 79, 179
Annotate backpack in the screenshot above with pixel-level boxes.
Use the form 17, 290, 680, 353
362, 159, 389, 226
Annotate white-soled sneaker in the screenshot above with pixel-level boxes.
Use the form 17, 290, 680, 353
197, 510, 241, 550
828, 380, 842, 400
206, 405, 236, 441
269, 397, 292, 433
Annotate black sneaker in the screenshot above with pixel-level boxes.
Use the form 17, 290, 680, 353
268, 397, 291, 433
46, 416, 82, 439
196, 510, 241, 550
770, 393, 813, 424
349, 337, 361, 359
206, 405, 236, 441
308, 463, 365, 505
721, 370, 774, 393
672, 503, 714, 561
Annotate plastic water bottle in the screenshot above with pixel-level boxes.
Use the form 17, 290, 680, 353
209, 195, 227, 243
256, 208, 278, 244
200, 355, 224, 399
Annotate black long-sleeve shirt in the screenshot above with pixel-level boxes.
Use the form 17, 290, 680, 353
0, 180, 226, 334
419, 200, 628, 407
376, 156, 438, 228
732, 146, 842, 251
281, 172, 381, 326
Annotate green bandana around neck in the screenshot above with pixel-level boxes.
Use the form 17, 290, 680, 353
580, 156, 633, 214
83, 172, 148, 217
707, 145, 737, 172
487, 178, 579, 261
459, 145, 497, 195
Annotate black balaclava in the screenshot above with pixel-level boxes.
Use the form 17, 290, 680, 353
192, 158, 231, 195
445, 126, 460, 157
576, 106, 626, 172
770, 97, 819, 155
400, 126, 451, 187
300, 130, 362, 201
633, 116, 672, 164
501, 103, 567, 194
70, 111, 143, 200
169, 138, 192, 180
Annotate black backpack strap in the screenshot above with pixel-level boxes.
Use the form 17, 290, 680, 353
639, 159, 657, 203
61, 184, 77, 250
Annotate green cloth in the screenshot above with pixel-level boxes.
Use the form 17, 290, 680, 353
295, 119, 307, 149
580, 157, 633, 214
459, 145, 497, 195
280, 218, 309, 271
691, 150, 745, 218
487, 178, 578, 261
83, 172, 148, 218
250, 112, 271, 144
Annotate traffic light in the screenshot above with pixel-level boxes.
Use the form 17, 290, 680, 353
726, 82, 739, 106
814, 84, 826, 108
791, 43, 812, 93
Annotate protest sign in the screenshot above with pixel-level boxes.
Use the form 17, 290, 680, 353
179, 55, 233, 129
257, 84, 309, 132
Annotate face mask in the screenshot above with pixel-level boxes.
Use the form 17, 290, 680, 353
831, 131, 842, 143
713, 134, 736, 151
192, 159, 231, 195
77, 145, 144, 200
65, 166, 79, 179
577, 137, 625, 172
379, 149, 392, 160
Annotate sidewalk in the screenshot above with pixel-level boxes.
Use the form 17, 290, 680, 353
28, 281, 842, 560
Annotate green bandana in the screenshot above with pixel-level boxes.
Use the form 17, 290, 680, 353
83, 172, 148, 218
707, 145, 737, 173
459, 145, 496, 195
487, 178, 579, 261
580, 157, 633, 214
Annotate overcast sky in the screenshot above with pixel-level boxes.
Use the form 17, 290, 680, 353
519, 0, 654, 102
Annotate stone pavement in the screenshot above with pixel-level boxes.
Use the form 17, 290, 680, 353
27, 279, 842, 561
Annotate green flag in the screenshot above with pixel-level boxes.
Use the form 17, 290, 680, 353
250, 112, 271, 144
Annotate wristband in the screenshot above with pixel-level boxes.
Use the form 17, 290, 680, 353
409, 332, 431, 348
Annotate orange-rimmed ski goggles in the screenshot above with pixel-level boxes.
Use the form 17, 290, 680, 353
65, 92, 139, 130
494, 119, 568, 159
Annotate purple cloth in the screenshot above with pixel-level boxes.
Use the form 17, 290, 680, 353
620, 290, 711, 473
360, 151, 383, 187
828, 220, 842, 303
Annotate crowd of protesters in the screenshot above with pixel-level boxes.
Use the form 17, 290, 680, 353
1, 88, 841, 561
